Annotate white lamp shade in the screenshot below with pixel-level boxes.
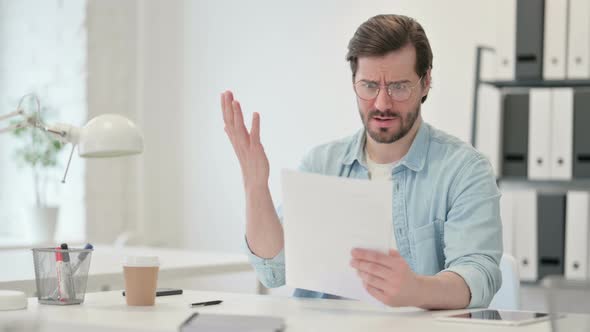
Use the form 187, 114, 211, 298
78, 114, 144, 158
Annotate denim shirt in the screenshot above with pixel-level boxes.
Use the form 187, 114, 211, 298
246, 121, 503, 308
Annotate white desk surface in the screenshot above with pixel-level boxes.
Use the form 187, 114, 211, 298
0, 245, 251, 294
1, 290, 589, 332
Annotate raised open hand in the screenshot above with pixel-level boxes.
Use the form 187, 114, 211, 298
221, 91, 270, 190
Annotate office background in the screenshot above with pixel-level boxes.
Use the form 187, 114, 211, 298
0, 0, 501, 250
2, 0, 588, 309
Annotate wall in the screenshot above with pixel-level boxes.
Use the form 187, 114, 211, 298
85, 0, 185, 246
181, 0, 500, 252
84, 0, 503, 252
135, 0, 186, 247
85, 0, 142, 243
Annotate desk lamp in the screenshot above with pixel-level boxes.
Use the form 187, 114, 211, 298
0, 94, 144, 310
0, 93, 143, 182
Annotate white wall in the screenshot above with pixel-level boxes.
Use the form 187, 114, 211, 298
82, 0, 502, 252
85, 0, 142, 243
0, 0, 503, 258
85, 0, 186, 246
180, 0, 500, 252
135, 0, 186, 247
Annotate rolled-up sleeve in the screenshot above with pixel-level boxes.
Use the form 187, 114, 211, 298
244, 234, 286, 288
441, 155, 503, 308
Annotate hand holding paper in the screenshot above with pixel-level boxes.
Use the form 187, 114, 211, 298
281, 170, 396, 303
350, 248, 421, 307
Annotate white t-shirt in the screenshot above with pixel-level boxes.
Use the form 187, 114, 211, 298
365, 149, 397, 181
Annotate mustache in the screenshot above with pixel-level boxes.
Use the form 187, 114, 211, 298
368, 110, 401, 118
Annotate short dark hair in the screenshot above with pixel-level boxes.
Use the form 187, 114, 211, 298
346, 14, 433, 103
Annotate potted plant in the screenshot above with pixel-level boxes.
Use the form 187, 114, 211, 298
11, 105, 65, 244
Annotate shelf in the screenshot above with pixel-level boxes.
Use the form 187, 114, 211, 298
498, 178, 590, 192
481, 79, 590, 88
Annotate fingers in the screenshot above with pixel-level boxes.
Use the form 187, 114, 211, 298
389, 249, 401, 257
363, 282, 389, 304
221, 91, 262, 151
221, 91, 235, 127
232, 100, 251, 142
221, 92, 229, 125
358, 271, 390, 292
351, 248, 394, 268
350, 258, 391, 279
251, 112, 260, 145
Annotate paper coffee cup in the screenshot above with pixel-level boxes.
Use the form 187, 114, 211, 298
123, 256, 159, 306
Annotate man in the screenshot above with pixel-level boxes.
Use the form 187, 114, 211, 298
221, 14, 502, 309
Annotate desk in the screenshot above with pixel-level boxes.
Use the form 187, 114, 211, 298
0, 245, 251, 295
0, 290, 589, 332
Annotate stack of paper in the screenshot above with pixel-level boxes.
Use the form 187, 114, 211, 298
281, 170, 395, 303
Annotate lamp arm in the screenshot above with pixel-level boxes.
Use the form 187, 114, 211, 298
43, 123, 82, 184
1, 94, 91, 184
40, 123, 82, 184
0, 122, 27, 134
1, 110, 81, 147
1, 94, 62, 136
0, 109, 27, 134
0, 109, 25, 122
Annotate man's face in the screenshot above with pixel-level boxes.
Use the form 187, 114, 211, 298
354, 44, 429, 144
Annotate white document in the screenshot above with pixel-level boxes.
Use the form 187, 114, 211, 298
568, 0, 590, 79
528, 89, 552, 180
281, 169, 394, 304
550, 88, 574, 180
565, 191, 590, 280
543, 0, 568, 80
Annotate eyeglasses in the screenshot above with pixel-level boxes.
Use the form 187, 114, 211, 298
353, 76, 423, 102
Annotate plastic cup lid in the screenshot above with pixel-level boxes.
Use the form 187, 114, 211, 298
123, 256, 160, 267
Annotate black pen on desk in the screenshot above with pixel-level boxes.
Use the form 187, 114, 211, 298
191, 300, 223, 307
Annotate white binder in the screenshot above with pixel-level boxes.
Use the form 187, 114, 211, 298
475, 85, 502, 177
495, 0, 517, 80
565, 191, 590, 280
550, 88, 574, 180
543, 0, 568, 80
528, 89, 552, 180
514, 190, 538, 282
500, 190, 516, 255
480, 48, 498, 82
567, 0, 590, 79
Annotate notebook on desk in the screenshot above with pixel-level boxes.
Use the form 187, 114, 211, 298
179, 312, 285, 332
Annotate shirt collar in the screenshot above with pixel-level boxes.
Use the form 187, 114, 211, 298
342, 121, 430, 172
342, 129, 366, 167
400, 121, 429, 172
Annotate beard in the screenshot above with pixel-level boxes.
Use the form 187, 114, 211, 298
359, 103, 421, 144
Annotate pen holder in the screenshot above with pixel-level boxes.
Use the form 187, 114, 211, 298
31, 247, 93, 305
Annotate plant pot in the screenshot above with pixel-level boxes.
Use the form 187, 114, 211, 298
29, 206, 59, 244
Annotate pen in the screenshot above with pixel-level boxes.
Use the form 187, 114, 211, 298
190, 300, 223, 307
50, 243, 93, 300
60, 243, 77, 300
55, 248, 66, 301
71, 243, 94, 274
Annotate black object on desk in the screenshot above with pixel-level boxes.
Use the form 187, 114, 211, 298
122, 288, 183, 297
191, 300, 222, 307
